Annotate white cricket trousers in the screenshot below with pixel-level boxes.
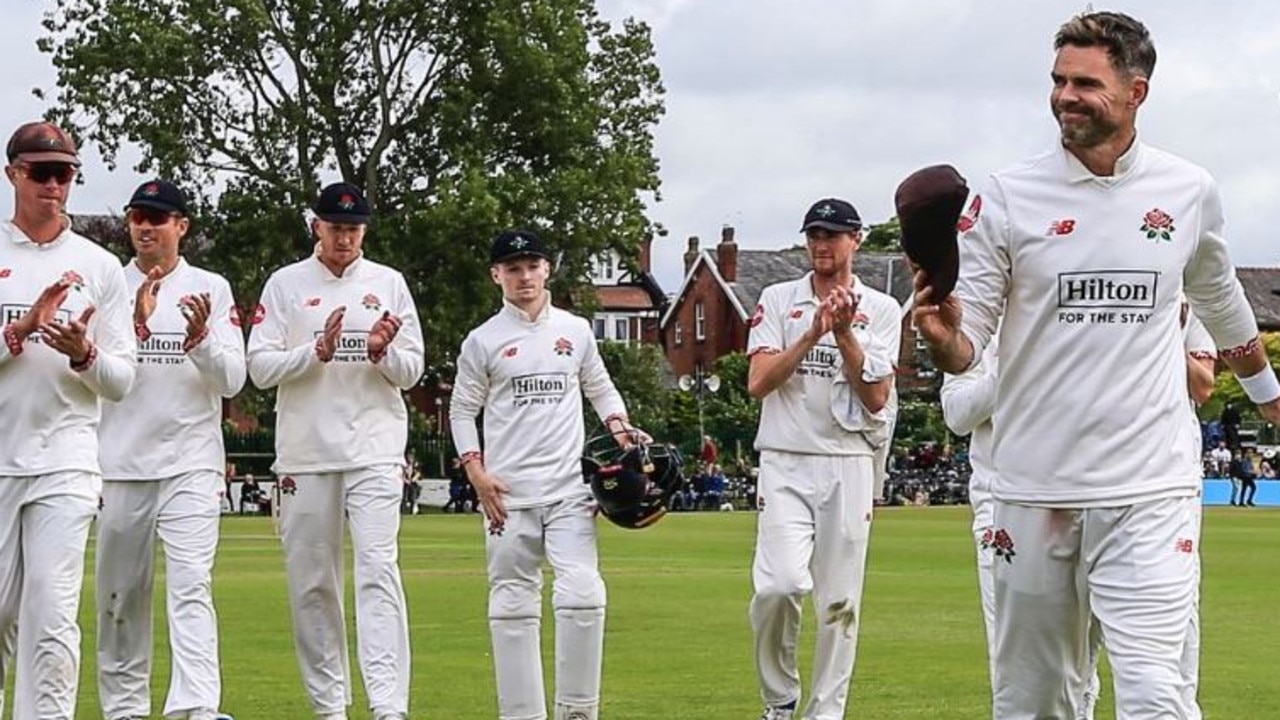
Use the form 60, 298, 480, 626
280, 466, 411, 719
485, 494, 606, 720
96, 471, 224, 719
750, 451, 875, 720
991, 496, 1198, 720
1077, 501, 1203, 720
0, 471, 100, 720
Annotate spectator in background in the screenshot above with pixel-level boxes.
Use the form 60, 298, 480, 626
401, 455, 421, 515
1261, 451, 1277, 479
239, 474, 261, 514
704, 465, 727, 510
1209, 441, 1232, 479
443, 458, 469, 514
1236, 451, 1259, 507
225, 461, 237, 514
1220, 402, 1242, 450
700, 434, 719, 471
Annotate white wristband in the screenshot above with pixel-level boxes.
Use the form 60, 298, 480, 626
1239, 366, 1280, 405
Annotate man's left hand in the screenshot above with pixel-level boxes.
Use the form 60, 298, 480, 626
41, 306, 95, 364
368, 311, 403, 357
180, 292, 212, 344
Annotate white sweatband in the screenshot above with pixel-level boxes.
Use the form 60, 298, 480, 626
1239, 366, 1280, 405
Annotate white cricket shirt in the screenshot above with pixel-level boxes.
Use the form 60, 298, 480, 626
957, 141, 1258, 506
99, 258, 247, 479
247, 254, 425, 474
748, 273, 902, 456
449, 296, 627, 509
0, 221, 136, 475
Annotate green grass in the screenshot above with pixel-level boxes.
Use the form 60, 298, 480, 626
37, 507, 1280, 718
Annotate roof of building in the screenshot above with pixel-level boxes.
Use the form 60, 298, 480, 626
1237, 266, 1280, 330
595, 284, 661, 311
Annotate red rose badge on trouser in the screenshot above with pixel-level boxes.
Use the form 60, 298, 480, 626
1140, 208, 1176, 241
279, 476, 297, 496
981, 527, 1016, 563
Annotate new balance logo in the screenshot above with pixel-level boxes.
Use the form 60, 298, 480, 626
1047, 218, 1076, 236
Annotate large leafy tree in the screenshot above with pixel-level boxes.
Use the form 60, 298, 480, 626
39, 0, 664, 376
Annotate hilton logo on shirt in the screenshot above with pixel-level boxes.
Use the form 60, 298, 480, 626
1056, 271, 1158, 326
2, 304, 73, 342
797, 344, 839, 378
312, 330, 372, 363
1057, 271, 1157, 308
139, 332, 189, 365
511, 372, 569, 407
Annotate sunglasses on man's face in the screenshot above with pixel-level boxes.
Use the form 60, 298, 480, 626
128, 207, 178, 226
18, 162, 77, 185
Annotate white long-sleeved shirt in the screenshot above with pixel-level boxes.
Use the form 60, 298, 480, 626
956, 141, 1258, 506
748, 273, 902, 456
99, 258, 246, 479
247, 255, 424, 474
941, 336, 1000, 530
449, 296, 627, 509
0, 221, 136, 475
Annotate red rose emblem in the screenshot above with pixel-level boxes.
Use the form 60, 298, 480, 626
1140, 208, 1176, 241
748, 304, 765, 328
280, 476, 297, 495
251, 303, 267, 325
554, 337, 574, 356
789, 309, 803, 320
61, 270, 85, 290
503, 346, 518, 358
0, 268, 11, 279
362, 293, 381, 311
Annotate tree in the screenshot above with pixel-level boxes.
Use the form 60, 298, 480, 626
39, 0, 665, 374
593, 341, 673, 441
862, 216, 902, 252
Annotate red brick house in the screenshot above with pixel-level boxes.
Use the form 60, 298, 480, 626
659, 227, 917, 381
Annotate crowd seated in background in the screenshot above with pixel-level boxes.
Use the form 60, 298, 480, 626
882, 442, 972, 507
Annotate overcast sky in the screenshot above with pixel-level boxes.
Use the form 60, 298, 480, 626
5, 1, 1279, 293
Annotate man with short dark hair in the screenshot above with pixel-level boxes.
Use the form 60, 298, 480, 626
450, 229, 643, 720
248, 182, 423, 720
746, 198, 901, 720
0, 120, 136, 718
914, 11, 1280, 718
96, 179, 244, 720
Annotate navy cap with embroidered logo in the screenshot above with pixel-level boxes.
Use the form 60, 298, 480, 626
125, 179, 189, 216
490, 229, 552, 265
801, 198, 862, 233
313, 182, 371, 225
6, 121, 81, 166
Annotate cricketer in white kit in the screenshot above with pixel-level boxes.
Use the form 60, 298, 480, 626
747, 198, 901, 720
913, 12, 1280, 720
940, 334, 1000, 691
247, 182, 424, 720
0, 120, 136, 720
450, 229, 641, 720
97, 180, 245, 720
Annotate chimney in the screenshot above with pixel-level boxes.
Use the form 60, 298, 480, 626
683, 235, 700, 275
717, 225, 738, 282
639, 232, 653, 275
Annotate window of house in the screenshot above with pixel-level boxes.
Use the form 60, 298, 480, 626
674, 322, 683, 346
615, 318, 629, 342
695, 302, 706, 341
593, 317, 606, 340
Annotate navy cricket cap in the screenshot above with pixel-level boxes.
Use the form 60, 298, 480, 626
801, 198, 862, 233
313, 182, 371, 225
490, 229, 552, 265
126, 179, 189, 215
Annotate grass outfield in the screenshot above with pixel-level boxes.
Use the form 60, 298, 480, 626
54, 506, 1280, 718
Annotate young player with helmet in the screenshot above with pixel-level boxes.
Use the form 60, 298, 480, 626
449, 229, 646, 720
